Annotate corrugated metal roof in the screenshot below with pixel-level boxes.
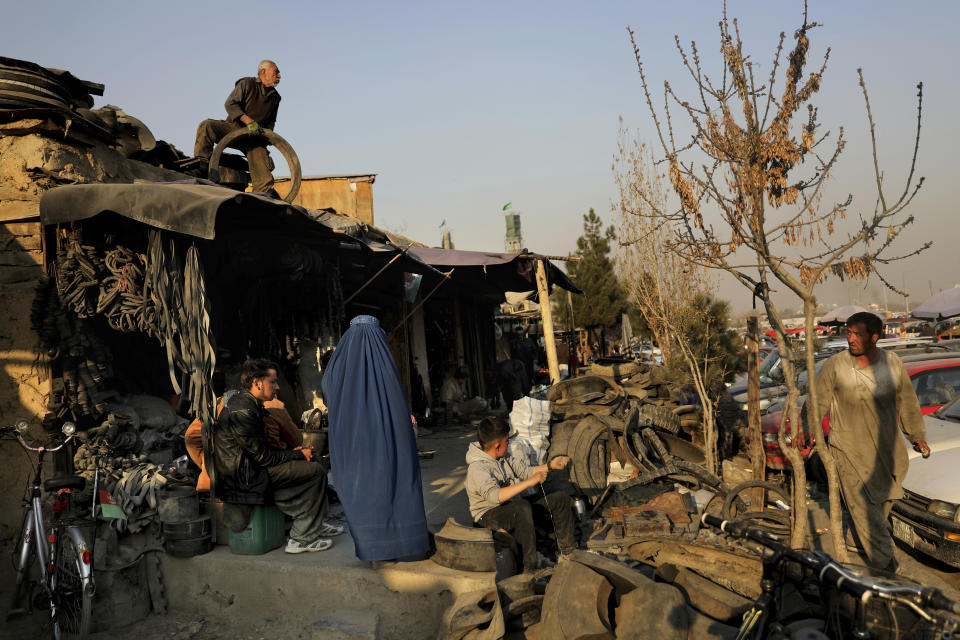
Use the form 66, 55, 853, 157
273, 173, 376, 182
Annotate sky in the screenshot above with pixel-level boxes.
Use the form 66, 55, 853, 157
5, 0, 958, 314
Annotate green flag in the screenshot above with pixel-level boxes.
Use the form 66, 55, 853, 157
439, 219, 446, 228
502, 202, 512, 211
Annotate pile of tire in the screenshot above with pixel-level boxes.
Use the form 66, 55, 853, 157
0, 55, 102, 111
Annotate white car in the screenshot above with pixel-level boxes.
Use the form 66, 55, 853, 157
890, 395, 960, 567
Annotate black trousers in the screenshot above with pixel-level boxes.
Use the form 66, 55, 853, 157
478, 490, 576, 571
267, 460, 328, 543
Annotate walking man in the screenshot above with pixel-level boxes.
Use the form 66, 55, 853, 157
813, 312, 930, 570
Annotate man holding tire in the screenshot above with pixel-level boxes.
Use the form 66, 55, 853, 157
193, 60, 281, 194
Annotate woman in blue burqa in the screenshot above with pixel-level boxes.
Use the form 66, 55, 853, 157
321, 315, 430, 561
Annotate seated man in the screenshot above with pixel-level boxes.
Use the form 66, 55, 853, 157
465, 417, 576, 572
185, 391, 302, 492
213, 358, 343, 553
440, 367, 488, 422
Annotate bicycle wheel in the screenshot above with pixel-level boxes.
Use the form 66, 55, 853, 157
53, 534, 92, 639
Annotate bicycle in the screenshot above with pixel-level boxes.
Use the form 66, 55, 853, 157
702, 512, 960, 639
5, 420, 95, 639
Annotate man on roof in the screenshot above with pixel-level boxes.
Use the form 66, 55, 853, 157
193, 60, 281, 195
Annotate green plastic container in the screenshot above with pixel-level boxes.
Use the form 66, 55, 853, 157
228, 505, 285, 555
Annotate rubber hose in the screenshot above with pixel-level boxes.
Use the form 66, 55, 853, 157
207, 128, 302, 203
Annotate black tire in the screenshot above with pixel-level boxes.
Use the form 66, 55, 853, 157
207, 127, 302, 203
0, 75, 70, 103
0, 88, 67, 109
54, 534, 92, 639
568, 416, 615, 493
720, 480, 792, 535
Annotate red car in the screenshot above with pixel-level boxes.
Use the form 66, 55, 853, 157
761, 353, 960, 470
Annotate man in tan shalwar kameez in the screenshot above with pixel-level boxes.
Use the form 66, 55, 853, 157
813, 312, 930, 570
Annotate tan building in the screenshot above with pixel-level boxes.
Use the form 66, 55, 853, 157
274, 174, 376, 225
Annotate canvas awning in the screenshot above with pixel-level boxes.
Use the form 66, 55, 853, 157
39, 181, 580, 297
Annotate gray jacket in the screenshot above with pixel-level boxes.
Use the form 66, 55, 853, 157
465, 441, 533, 521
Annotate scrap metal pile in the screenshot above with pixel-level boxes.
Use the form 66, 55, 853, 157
546, 362, 713, 500
435, 361, 791, 638
438, 549, 757, 639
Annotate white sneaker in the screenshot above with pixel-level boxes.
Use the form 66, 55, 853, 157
318, 520, 346, 537
285, 537, 333, 554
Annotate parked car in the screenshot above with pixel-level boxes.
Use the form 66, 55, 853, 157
729, 351, 834, 415
632, 343, 663, 365
891, 393, 960, 567
759, 353, 960, 470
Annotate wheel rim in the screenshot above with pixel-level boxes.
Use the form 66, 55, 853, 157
54, 538, 90, 636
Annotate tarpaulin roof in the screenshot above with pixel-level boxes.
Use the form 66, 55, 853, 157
40, 181, 316, 240
404, 246, 581, 294
39, 181, 581, 295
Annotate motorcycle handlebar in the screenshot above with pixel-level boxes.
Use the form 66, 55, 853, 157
701, 513, 960, 617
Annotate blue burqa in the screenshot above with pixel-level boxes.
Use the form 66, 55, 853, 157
322, 315, 430, 561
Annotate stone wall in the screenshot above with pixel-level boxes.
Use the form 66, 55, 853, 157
0, 128, 189, 538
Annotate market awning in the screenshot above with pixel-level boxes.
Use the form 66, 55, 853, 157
39, 180, 323, 240
39, 181, 581, 297
403, 246, 581, 295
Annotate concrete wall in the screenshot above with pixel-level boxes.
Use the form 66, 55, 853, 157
274, 175, 375, 225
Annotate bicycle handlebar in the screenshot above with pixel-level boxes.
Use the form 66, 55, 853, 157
0, 425, 74, 453
701, 513, 960, 620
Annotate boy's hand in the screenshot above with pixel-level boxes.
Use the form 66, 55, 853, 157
549, 455, 570, 470
530, 468, 548, 485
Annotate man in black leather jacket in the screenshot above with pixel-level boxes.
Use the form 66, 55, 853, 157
214, 358, 343, 553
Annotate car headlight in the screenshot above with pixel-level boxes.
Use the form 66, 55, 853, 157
926, 500, 956, 520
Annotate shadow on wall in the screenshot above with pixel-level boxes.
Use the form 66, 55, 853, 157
0, 220, 48, 541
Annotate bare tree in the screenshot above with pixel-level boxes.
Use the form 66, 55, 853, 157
625, 2, 927, 554
615, 134, 730, 474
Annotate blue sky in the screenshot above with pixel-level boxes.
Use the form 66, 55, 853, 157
5, 0, 958, 312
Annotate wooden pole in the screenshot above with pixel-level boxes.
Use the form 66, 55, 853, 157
535, 259, 561, 384
746, 315, 766, 508
567, 290, 578, 375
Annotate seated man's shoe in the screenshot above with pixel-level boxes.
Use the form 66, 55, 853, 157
285, 537, 333, 553
318, 519, 346, 537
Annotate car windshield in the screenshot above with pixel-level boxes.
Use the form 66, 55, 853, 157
939, 394, 960, 421
758, 349, 780, 377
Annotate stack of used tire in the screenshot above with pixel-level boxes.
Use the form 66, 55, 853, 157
546, 363, 722, 503
0, 55, 102, 111
158, 485, 212, 557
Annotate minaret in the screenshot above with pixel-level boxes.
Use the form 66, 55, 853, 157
504, 213, 522, 253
